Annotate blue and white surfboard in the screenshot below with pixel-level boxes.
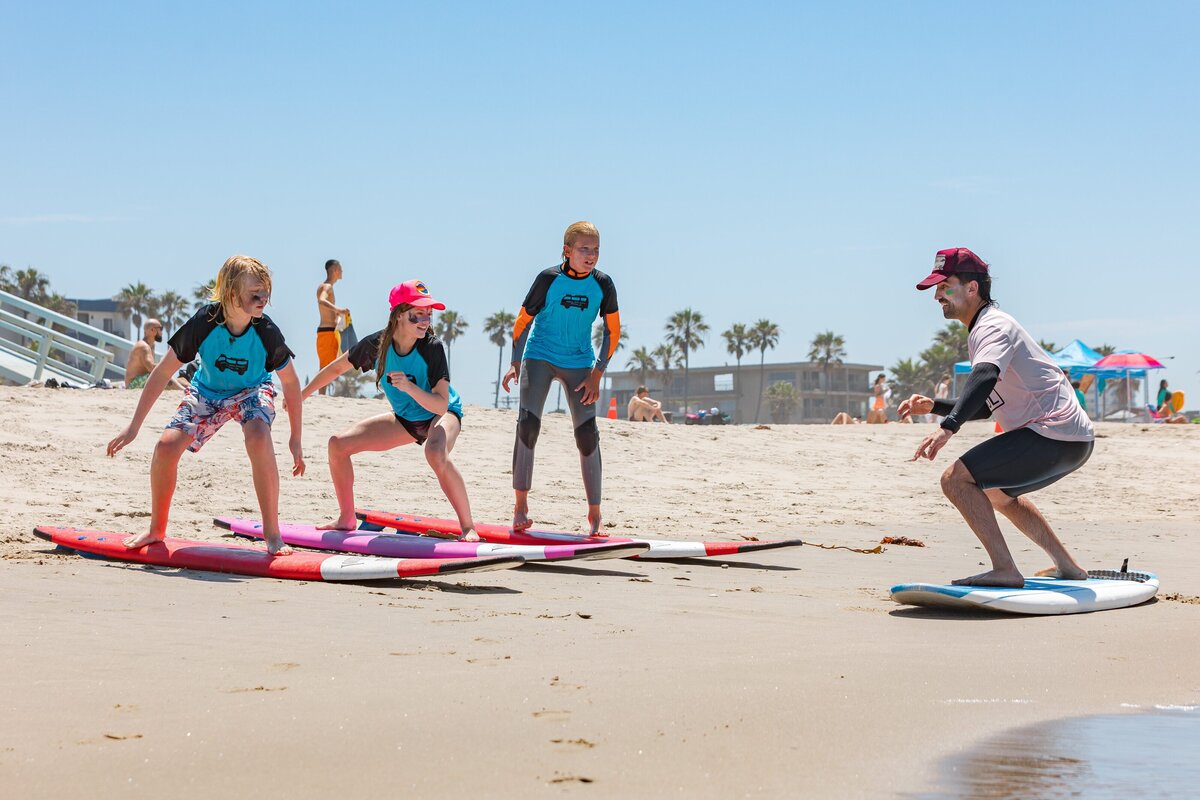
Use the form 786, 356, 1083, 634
890, 569, 1159, 615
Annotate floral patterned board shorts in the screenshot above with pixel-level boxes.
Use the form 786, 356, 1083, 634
167, 382, 276, 453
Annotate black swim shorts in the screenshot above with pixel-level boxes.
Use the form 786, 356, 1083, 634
959, 427, 1093, 498
395, 411, 462, 446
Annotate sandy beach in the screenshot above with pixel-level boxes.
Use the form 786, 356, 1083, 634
2, 385, 1198, 798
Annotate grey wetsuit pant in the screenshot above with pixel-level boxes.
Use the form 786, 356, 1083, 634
513, 358, 601, 504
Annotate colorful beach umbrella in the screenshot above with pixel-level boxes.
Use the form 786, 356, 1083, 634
1093, 352, 1165, 370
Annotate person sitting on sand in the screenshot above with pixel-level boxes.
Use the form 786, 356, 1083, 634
899, 247, 1094, 588
830, 412, 862, 424
300, 280, 479, 541
107, 255, 305, 556
628, 386, 666, 422
125, 318, 188, 390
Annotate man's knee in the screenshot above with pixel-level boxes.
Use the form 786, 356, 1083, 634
985, 487, 1017, 509
517, 409, 541, 450
940, 460, 974, 498
574, 418, 599, 457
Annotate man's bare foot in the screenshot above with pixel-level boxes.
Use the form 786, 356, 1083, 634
123, 530, 165, 549
512, 508, 532, 532
951, 569, 1025, 588
265, 535, 293, 556
458, 529, 481, 542
317, 517, 358, 531
1034, 565, 1088, 580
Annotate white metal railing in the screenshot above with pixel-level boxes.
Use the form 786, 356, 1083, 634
0, 289, 133, 384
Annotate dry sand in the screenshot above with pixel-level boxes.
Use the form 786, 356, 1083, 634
2, 385, 1198, 797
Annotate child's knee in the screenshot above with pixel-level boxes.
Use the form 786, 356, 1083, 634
573, 418, 599, 456
425, 443, 449, 471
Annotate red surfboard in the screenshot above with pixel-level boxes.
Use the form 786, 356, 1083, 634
35, 526, 523, 581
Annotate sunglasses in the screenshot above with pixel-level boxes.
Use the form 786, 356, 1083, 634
407, 312, 432, 324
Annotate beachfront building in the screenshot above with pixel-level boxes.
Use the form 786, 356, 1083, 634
604, 359, 883, 424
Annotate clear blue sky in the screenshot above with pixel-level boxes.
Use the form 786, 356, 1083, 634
4, 2, 1197, 408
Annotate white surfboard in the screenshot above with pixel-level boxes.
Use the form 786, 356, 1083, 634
890, 569, 1159, 615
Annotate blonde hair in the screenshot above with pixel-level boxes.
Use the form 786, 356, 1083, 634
375, 303, 411, 387
563, 220, 600, 247
211, 255, 273, 315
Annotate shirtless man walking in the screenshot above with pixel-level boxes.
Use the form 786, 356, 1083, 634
317, 260, 349, 393
125, 318, 187, 390
898, 247, 1094, 588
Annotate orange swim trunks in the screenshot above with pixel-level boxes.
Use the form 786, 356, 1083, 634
317, 328, 341, 368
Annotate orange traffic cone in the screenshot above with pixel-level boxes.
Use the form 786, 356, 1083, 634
607, 397, 618, 420
994, 421, 1003, 433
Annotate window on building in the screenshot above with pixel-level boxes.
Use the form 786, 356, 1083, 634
713, 373, 733, 392
102, 318, 114, 333
767, 371, 796, 388
78, 313, 90, 325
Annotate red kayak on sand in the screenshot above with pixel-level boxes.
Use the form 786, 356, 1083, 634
355, 508, 805, 560
35, 526, 524, 581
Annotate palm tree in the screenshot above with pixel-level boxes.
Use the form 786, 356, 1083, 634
331, 371, 373, 398
0, 265, 14, 293
933, 322, 968, 360
918, 343, 958, 393
748, 318, 780, 423
192, 278, 217, 310
13, 268, 51, 311
722, 323, 751, 423
626, 346, 656, 388
1095, 343, 1117, 357
651, 341, 683, 408
114, 282, 155, 339
592, 319, 629, 356
889, 358, 925, 405
483, 310, 516, 408
766, 381, 799, 424
434, 310, 468, 369
808, 330, 846, 414
1037, 339, 1058, 355
156, 290, 189, 335
665, 309, 709, 414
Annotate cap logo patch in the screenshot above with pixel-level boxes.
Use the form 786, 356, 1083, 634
413, 281, 430, 296
933, 254, 947, 272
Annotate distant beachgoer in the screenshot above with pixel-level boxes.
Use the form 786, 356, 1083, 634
628, 386, 666, 422
107, 255, 305, 556
501, 220, 620, 535
316, 260, 349, 392
1071, 380, 1087, 412
300, 280, 478, 541
830, 412, 862, 424
867, 374, 888, 423
932, 373, 951, 423
1156, 379, 1171, 410
899, 247, 1094, 588
125, 319, 188, 390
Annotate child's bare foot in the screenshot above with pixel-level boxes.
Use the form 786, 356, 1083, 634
123, 530, 165, 550
317, 517, 358, 531
458, 529, 481, 542
265, 535, 293, 557
512, 508, 532, 532
1034, 565, 1088, 580
951, 569, 1025, 588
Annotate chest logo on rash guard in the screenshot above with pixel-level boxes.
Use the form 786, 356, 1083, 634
561, 294, 589, 310
214, 355, 249, 375
986, 390, 1005, 412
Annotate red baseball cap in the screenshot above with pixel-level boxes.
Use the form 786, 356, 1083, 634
916, 247, 989, 290
388, 279, 446, 310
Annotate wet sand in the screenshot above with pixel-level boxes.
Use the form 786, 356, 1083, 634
2, 387, 1198, 797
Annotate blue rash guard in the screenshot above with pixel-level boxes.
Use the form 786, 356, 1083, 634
511, 265, 619, 370
168, 303, 294, 399
348, 330, 463, 421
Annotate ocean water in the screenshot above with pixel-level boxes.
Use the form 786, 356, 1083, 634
916, 707, 1200, 799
